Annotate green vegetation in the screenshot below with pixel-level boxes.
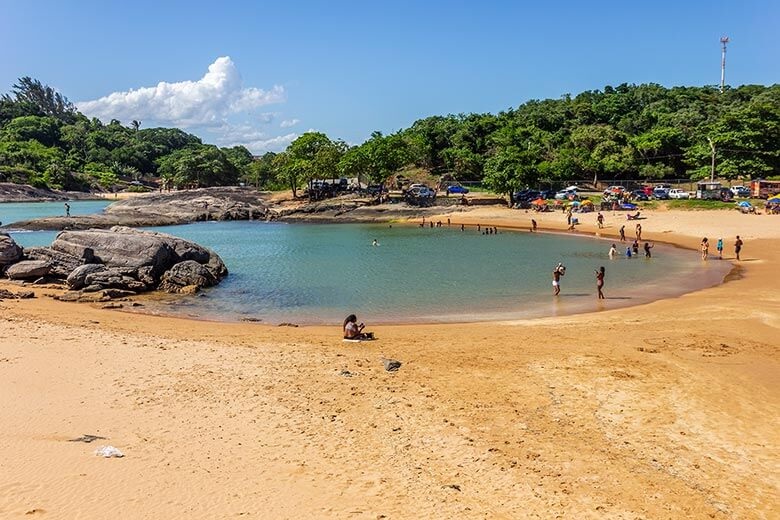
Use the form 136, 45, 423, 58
0, 78, 778, 195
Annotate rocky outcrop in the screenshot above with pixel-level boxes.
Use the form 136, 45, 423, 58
0, 233, 23, 267
4, 187, 268, 231
3, 227, 228, 299
157, 260, 216, 294
5, 260, 50, 280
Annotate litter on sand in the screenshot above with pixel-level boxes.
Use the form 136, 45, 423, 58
94, 445, 124, 458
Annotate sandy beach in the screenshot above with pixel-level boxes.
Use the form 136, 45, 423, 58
1, 207, 778, 519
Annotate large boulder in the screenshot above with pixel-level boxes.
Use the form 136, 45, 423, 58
45, 227, 227, 296
23, 247, 83, 278
158, 260, 216, 293
0, 233, 23, 267
5, 260, 50, 280
66, 264, 108, 290
52, 227, 174, 278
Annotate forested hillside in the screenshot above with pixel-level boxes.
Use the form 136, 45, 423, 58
1, 77, 778, 195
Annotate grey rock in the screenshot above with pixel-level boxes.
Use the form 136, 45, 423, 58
158, 260, 215, 293
67, 264, 108, 290
5, 260, 50, 280
24, 247, 82, 278
382, 358, 402, 372
0, 233, 23, 267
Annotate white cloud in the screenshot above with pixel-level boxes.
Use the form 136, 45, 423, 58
77, 56, 285, 127
211, 123, 297, 153
280, 118, 300, 128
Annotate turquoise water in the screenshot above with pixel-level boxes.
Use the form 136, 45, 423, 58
3, 202, 731, 324
0, 200, 111, 226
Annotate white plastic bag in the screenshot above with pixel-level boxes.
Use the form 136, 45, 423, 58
94, 445, 124, 458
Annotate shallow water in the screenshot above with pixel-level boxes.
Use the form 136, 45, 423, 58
0, 199, 111, 226
4, 202, 731, 325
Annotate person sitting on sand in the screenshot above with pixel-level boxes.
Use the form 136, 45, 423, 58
343, 314, 374, 340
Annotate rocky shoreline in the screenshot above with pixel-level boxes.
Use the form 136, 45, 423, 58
1, 185, 484, 231
1, 227, 228, 303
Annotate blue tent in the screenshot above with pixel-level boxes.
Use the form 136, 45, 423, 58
737, 201, 752, 208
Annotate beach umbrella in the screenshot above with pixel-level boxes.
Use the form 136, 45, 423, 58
767, 196, 780, 203
531, 198, 547, 206
581, 199, 593, 206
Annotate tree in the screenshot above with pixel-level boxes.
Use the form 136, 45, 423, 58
1, 77, 76, 122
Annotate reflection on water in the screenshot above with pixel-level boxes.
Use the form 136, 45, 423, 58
4, 202, 732, 325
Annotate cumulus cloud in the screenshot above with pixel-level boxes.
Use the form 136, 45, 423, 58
211, 123, 297, 153
280, 118, 300, 128
77, 57, 285, 127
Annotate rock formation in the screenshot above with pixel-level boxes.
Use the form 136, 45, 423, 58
1, 227, 227, 300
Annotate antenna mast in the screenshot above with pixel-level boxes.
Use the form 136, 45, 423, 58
720, 36, 730, 93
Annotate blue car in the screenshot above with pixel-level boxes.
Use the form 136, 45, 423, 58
446, 185, 469, 194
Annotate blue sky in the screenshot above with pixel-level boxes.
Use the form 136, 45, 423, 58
1, 0, 777, 153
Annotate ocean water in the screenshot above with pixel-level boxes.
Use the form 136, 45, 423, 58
3, 202, 731, 324
0, 199, 111, 226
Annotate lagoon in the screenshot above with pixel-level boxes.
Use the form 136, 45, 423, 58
3, 202, 730, 324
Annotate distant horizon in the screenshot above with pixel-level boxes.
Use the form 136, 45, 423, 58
2, 1, 777, 153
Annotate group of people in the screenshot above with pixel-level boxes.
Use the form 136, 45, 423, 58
552, 263, 606, 299
701, 236, 743, 260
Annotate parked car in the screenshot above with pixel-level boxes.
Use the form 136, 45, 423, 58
603, 185, 626, 196
653, 186, 671, 199
668, 189, 690, 199
554, 189, 578, 200
446, 184, 469, 194
366, 184, 387, 195
630, 189, 650, 201
731, 186, 750, 198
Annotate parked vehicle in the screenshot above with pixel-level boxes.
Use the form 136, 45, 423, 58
554, 189, 578, 200
446, 184, 469, 194
603, 185, 626, 196
668, 189, 690, 199
653, 186, 671, 199
630, 190, 650, 201
731, 186, 750, 198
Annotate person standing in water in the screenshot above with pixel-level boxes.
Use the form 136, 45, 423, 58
644, 242, 654, 258
595, 266, 605, 299
552, 263, 565, 296
716, 238, 723, 259
372, 239, 379, 247
64, 202, 70, 217
609, 244, 617, 259
701, 237, 709, 260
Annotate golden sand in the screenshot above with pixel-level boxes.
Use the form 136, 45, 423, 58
1, 208, 778, 519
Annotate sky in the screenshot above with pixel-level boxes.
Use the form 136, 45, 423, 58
1, 0, 778, 153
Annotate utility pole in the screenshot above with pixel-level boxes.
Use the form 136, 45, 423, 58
720, 36, 730, 93
707, 137, 716, 181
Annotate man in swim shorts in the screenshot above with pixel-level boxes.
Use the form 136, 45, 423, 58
552, 263, 565, 296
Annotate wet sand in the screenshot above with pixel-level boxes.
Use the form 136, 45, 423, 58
1, 208, 778, 519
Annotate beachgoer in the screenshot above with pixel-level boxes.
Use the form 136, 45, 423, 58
552, 263, 565, 296
644, 242, 654, 258
626, 246, 632, 258
701, 237, 709, 260
632, 240, 639, 255
531, 219, 537, 232
372, 239, 379, 247
717, 238, 723, 259
609, 244, 617, 259
460, 223, 465, 231
635, 223, 642, 241
597, 212, 604, 229
619, 225, 626, 242
447, 218, 451, 226
735, 235, 743, 260
595, 266, 605, 299
343, 314, 373, 340
64, 202, 70, 217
